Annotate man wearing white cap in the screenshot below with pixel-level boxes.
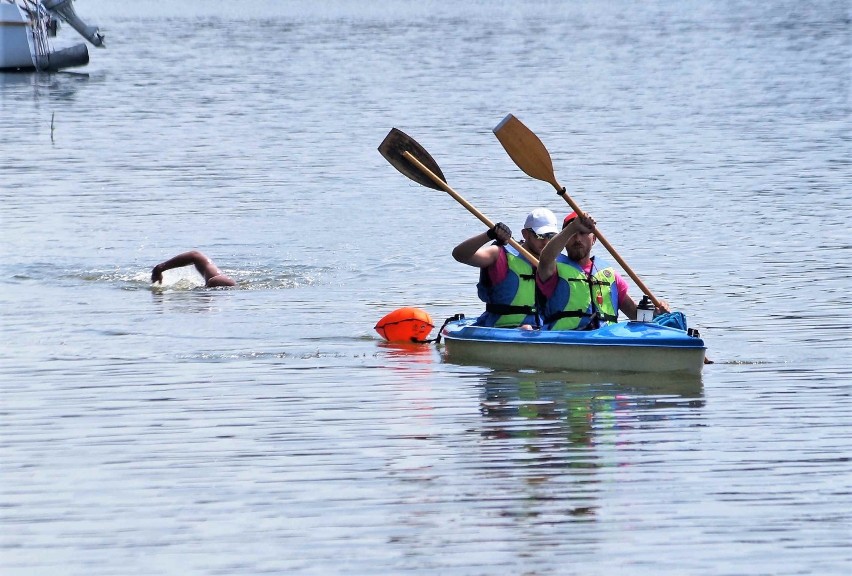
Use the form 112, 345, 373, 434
452, 208, 558, 328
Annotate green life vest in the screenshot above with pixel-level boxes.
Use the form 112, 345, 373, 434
544, 256, 619, 330
476, 245, 539, 327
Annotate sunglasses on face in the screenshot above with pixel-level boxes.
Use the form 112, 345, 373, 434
526, 229, 557, 240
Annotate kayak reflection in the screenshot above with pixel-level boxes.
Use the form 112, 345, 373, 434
479, 370, 703, 456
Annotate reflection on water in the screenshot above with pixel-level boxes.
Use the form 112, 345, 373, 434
0, 70, 89, 103
376, 341, 436, 358
479, 370, 703, 446
374, 341, 441, 384
149, 288, 227, 314
476, 371, 704, 519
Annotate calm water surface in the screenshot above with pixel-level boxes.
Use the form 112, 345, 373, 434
2, 1, 850, 574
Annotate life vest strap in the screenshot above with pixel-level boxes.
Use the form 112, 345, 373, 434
546, 310, 618, 324
547, 310, 588, 322
566, 276, 609, 287
485, 303, 536, 316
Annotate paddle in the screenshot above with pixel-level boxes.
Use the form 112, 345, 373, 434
493, 114, 662, 309
379, 127, 539, 266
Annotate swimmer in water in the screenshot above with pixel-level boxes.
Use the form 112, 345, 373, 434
151, 251, 235, 288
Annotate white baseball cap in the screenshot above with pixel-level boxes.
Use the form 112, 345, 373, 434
523, 208, 558, 235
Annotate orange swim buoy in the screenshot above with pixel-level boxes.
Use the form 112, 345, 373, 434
375, 307, 434, 342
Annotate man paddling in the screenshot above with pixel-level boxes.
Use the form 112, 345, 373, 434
536, 212, 669, 330
151, 251, 236, 288
452, 208, 558, 328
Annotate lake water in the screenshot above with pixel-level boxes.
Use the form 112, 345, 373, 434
1, 1, 850, 574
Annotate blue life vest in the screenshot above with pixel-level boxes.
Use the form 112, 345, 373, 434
475, 244, 540, 328
542, 255, 620, 330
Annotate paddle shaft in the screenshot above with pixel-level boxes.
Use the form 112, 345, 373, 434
555, 182, 662, 309
402, 151, 539, 267
493, 114, 661, 308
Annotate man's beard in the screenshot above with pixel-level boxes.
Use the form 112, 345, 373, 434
567, 243, 591, 261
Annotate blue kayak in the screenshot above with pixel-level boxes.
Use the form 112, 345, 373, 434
441, 318, 706, 374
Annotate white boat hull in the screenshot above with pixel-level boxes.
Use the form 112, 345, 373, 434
442, 319, 707, 374
1, 2, 36, 70
1, 0, 100, 72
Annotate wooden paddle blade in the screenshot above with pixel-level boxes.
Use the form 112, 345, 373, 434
493, 114, 561, 190
378, 128, 448, 191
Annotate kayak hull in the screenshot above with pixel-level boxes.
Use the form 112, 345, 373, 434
441, 319, 706, 374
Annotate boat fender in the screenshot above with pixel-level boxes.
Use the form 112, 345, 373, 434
375, 307, 434, 343
36, 43, 89, 72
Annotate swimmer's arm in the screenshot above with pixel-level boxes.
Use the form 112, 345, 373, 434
152, 251, 232, 286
